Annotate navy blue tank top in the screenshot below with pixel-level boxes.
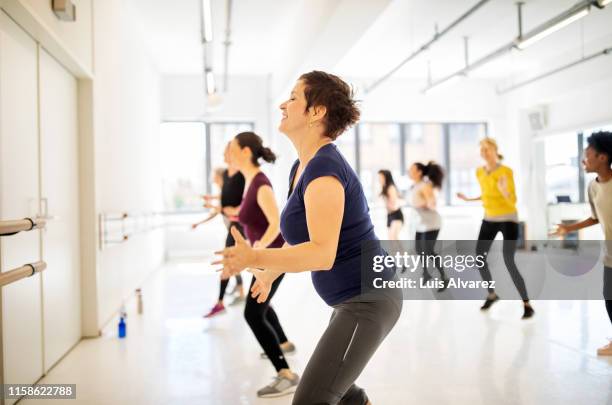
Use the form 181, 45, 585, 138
280, 144, 385, 306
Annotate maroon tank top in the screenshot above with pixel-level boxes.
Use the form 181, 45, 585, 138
238, 172, 284, 247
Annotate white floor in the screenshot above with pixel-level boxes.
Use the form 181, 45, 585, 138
24, 259, 612, 405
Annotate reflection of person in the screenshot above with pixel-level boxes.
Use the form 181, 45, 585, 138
378, 169, 403, 239
551, 131, 612, 356
457, 138, 534, 319
216, 71, 401, 405
408, 161, 447, 291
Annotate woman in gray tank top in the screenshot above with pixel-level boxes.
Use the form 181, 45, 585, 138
409, 161, 448, 291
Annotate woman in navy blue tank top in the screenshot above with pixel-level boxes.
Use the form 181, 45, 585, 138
216, 72, 402, 404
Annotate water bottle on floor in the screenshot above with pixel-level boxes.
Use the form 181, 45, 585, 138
118, 305, 127, 338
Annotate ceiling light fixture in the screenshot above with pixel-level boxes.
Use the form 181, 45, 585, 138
516, 4, 590, 50
205, 69, 216, 95
597, 0, 612, 7
201, 0, 213, 43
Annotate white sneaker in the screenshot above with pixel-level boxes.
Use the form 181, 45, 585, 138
257, 374, 300, 398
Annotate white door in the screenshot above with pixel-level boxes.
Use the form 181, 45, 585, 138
39, 48, 81, 372
0, 10, 43, 403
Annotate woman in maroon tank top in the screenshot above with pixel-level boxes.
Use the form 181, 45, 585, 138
227, 132, 299, 397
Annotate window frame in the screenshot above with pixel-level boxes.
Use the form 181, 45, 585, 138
342, 121, 488, 206
160, 120, 255, 202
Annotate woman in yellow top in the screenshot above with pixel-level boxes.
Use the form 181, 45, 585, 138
457, 138, 534, 319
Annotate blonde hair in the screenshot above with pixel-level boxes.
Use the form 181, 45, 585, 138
480, 138, 503, 160
214, 167, 225, 178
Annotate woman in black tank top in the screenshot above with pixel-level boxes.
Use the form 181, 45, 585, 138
193, 145, 247, 317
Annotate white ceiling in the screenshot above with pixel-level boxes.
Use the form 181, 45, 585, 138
129, 0, 612, 84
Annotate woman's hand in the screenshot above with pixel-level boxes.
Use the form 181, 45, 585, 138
248, 269, 276, 303
497, 175, 509, 196
550, 223, 571, 237
456, 192, 468, 201
213, 226, 257, 275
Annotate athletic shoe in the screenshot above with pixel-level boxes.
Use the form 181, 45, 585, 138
480, 294, 499, 310
203, 303, 225, 318
257, 374, 300, 398
522, 305, 535, 319
596, 339, 612, 356
260, 342, 296, 359
229, 295, 245, 306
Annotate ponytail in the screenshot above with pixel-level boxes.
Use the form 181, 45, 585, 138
414, 161, 445, 189
259, 146, 277, 163
235, 131, 277, 166
424, 161, 444, 189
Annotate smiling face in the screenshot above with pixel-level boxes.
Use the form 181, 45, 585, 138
279, 80, 312, 137
582, 146, 608, 173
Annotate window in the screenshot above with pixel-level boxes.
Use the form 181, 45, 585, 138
335, 126, 356, 168
209, 122, 255, 174
542, 123, 612, 205
358, 123, 402, 201
545, 133, 581, 204
336, 121, 487, 205
404, 123, 445, 201
160, 121, 255, 211
160, 122, 206, 211
447, 123, 487, 205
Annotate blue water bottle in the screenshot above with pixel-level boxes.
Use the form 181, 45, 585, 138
118, 306, 127, 338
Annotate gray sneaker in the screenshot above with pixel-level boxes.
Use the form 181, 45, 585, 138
257, 374, 300, 398
260, 341, 296, 359
229, 295, 245, 306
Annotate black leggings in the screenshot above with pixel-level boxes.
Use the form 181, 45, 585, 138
218, 277, 242, 301
415, 230, 446, 279
218, 222, 244, 301
476, 220, 529, 301
244, 274, 290, 372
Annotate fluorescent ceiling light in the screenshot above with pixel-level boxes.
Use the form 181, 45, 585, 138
205, 70, 216, 95
201, 0, 213, 42
598, 0, 612, 6
516, 5, 590, 50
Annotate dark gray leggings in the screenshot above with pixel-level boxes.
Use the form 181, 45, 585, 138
292, 289, 403, 405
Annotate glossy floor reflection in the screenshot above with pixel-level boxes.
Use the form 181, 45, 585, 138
24, 259, 612, 405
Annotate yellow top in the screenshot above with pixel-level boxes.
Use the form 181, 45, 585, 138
476, 165, 517, 217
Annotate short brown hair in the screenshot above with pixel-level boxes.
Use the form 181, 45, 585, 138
299, 71, 360, 140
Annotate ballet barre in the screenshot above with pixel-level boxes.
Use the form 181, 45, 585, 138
0, 261, 47, 287
98, 210, 208, 250
0, 217, 47, 236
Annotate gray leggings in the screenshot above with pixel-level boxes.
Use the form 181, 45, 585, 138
292, 289, 403, 405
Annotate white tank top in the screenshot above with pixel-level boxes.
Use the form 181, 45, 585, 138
410, 182, 441, 232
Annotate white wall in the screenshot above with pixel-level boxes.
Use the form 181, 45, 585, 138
18, 0, 92, 71
92, 0, 164, 330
